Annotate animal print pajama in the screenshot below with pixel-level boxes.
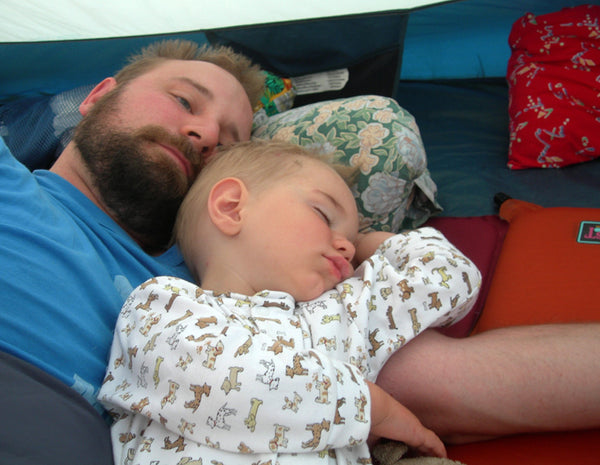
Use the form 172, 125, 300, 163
99, 227, 481, 465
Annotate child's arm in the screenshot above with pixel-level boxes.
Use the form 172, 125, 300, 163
363, 227, 481, 334
353, 231, 395, 265
367, 381, 447, 458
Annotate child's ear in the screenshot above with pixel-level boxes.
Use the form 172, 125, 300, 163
207, 177, 247, 236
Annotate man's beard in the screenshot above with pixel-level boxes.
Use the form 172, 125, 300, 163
72, 89, 202, 253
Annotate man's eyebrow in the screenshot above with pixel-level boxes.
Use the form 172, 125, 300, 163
175, 77, 214, 100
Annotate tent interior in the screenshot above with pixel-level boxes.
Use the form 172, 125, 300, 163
1, 0, 599, 463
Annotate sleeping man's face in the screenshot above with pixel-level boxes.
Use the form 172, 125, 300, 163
73, 59, 253, 251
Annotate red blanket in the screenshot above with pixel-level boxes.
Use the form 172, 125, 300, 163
507, 5, 600, 169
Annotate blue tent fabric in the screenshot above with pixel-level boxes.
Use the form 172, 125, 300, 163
0, 32, 210, 104
0, 85, 91, 169
394, 79, 600, 215
206, 12, 408, 105
401, 0, 591, 79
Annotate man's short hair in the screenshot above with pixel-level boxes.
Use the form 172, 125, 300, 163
114, 39, 265, 109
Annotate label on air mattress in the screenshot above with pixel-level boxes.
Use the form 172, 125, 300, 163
577, 221, 600, 244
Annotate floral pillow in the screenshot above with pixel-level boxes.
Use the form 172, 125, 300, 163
252, 95, 441, 232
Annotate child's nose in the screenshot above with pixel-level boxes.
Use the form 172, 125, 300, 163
334, 234, 356, 262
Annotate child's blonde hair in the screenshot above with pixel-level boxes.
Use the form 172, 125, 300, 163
175, 140, 355, 280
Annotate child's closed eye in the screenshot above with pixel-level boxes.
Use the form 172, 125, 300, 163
313, 207, 331, 225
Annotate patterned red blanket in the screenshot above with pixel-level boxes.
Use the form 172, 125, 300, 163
507, 4, 600, 169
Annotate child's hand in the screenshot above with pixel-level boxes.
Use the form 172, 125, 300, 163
353, 232, 395, 265
367, 381, 447, 458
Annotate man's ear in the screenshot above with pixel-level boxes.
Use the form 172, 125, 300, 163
79, 78, 118, 116
207, 177, 247, 236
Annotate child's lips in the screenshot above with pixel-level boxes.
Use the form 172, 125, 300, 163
327, 255, 353, 281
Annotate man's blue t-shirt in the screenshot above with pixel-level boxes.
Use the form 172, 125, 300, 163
0, 138, 194, 413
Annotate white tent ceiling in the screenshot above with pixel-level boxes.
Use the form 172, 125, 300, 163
0, 0, 453, 42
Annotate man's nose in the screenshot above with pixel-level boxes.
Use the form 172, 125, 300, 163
182, 120, 219, 158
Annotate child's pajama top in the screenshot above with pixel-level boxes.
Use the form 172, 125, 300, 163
99, 227, 481, 465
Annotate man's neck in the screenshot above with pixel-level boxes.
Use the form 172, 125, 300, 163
50, 146, 165, 255
50, 146, 105, 212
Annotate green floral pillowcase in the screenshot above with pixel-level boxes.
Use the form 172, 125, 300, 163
252, 95, 441, 232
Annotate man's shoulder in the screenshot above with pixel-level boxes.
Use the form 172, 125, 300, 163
0, 137, 29, 173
